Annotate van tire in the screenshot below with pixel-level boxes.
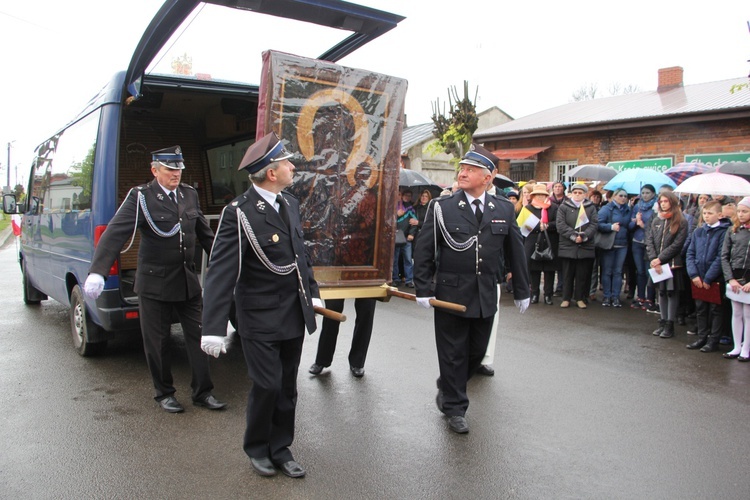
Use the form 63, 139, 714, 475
22, 261, 45, 305
70, 285, 107, 357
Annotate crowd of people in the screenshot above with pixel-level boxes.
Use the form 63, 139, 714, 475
504, 178, 750, 361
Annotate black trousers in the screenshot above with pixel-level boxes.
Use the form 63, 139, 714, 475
530, 270, 555, 297
561, 257, 595, 302
315, 298, 376, 369
138, 294, 213, 401
695, 299, 723, 340
241, 335, 304, 464
434, 308, 493, 417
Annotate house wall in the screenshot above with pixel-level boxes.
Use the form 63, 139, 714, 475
485, 118, 750, 182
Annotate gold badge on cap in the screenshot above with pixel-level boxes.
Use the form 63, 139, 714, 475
272, 234, 280, 243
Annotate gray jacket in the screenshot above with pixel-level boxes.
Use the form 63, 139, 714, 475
721, 225, 750, 283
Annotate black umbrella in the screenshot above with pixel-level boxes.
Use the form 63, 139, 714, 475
399, 169, 442, 196
714, 161, 750, 181
564, 164, 618, 181
492, 173, 517, 190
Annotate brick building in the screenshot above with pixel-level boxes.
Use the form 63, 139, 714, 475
474, 67, 750, 183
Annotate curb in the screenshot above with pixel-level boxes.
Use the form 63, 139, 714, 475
0, 226, 14, 247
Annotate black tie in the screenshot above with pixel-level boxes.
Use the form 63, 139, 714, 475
168, 191, 177, 205
473, 199, 483, 224
276, 194, 290, 228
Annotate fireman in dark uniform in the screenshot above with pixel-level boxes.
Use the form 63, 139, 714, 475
200, 132, 322, 479
413, 144, 530, 434
84, 146, 225, 414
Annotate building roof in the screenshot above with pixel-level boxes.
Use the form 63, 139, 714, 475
400, 122, 434, 154
475, 77, 750, 141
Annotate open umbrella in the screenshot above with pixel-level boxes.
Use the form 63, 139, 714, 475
399, 169, 442, 197
663, 162, 714, 185
602, 168, 676, 195
492, 173, 517, 190
714, 161, 750, 181
674, 172, 750, 197
564, 164, 618, 181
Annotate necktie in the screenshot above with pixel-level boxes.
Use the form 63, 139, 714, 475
168, 191, 177, 205
276, 194, 290, 228
473, 199, 483, 224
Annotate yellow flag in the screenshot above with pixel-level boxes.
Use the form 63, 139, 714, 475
575, 203, 589, 229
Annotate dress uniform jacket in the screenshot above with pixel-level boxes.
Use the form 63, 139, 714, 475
202, 185, 319, 339
414, 190, 530, 317
90, 180, 214, 300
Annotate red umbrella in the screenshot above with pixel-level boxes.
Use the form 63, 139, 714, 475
663, 162, 713, 185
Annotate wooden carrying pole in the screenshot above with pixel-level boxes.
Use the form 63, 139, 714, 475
313, 306, 347, 322
385, 286, 467, 313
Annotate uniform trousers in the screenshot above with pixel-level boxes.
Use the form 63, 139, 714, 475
241, 335, 304, 464
315, 298, 376, 369
138, 294, 213, 401
435, 308, 494, 417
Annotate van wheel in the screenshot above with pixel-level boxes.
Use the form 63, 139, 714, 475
70, 285, 107, 356
22, 261, 45, 305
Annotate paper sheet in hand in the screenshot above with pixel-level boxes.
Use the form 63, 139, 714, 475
648, 263, 672, 283
726, 284, 750, 304
518, 213, 540, 237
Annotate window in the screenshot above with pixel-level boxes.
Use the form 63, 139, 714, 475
509, 162, 535, 182
206, 138, 254, 205
32, 110, 101, 214
551, 161, 577, 182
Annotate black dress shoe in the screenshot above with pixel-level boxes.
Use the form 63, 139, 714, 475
686, 338, 707, 350
476, 364, 495, 376
739, 356, 750, 362
250, 457, 277, 477
193, 394, 227, 410
447, 415, 469, 434
309, 363, 324, 375
158, 396, 184, 413
350, 365, 365, 378
530, 294, 539, 304
723, 352, 740, 359
544, 295, 553, 305
277, 460, 306, 478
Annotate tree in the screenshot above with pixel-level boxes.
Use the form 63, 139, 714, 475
429, 81, 479, 163
13, 184, 25, 202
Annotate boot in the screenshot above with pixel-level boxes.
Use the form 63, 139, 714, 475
700, 337, 719, 353
652, 319, 666, 336
686, 336, 707, 350
660, 320, 675, 338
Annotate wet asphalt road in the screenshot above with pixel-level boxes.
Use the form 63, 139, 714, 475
1, 238, 749, 499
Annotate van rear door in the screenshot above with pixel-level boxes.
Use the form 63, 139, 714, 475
124, 0, 404, 99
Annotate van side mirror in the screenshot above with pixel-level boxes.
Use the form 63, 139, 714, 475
2, 194, 17, 214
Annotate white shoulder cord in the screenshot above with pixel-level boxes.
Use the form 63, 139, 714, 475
433, 200, 480, 272
237, 207, 309, 305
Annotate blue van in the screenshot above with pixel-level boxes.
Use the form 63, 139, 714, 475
2, 0, 403, 355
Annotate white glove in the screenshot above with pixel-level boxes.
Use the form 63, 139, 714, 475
83, 273, 105, 299
416, 296, 434, 309
201, 335, 227, 358
515, 298, 530, 314
312, 298, 323, 308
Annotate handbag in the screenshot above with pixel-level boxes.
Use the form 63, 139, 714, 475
530, 231, 554, 261
594, 230, 616, 250
395, 229, 407, 246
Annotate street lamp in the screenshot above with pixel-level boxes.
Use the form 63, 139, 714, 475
6, 141, 14, 194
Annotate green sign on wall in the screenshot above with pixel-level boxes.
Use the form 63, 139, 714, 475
606, 157, 673, 172
684, 152, 750, 166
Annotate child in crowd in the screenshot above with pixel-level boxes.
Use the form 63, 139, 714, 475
685, 201, 730, 352
720, 196, 750, 361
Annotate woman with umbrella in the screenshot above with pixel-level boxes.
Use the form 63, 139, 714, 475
597, 188, 632, 307
522, 185, 559, 305
412, 189, 432, 254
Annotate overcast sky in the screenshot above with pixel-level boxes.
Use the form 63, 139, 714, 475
1, 0, 748, 187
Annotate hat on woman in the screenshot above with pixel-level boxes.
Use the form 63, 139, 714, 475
571, 183, 588, 193
737, 197, 750, 209
529, 185, 550, 197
